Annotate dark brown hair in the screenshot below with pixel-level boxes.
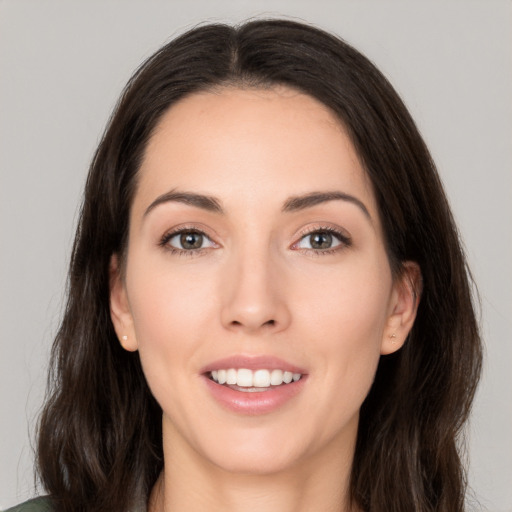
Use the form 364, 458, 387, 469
37, 19, 482, 512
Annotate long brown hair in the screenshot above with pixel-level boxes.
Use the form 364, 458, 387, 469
37, 19, 482, 512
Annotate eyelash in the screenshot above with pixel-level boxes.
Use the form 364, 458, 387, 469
159, 226, 216, 257
292, 226, 352, 255
159, 226, 352, 257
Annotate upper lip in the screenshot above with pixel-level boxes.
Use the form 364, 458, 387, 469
200, 355, 307, 374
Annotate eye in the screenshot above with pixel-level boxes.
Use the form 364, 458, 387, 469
163, 229, 216, 252
294, 228, 350, 252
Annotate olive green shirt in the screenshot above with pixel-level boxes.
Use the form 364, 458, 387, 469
2, 497, 53, 512
3, 497, 146, 512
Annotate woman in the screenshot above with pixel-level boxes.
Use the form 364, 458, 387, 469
7, 19, 482, 512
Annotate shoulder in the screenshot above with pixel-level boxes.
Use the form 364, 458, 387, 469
2, 497, 53, 512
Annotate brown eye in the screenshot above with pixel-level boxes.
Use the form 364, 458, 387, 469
165, 230, 215, 251
295, 229, 348, 252
180, 232, 203, 249
309, 232, 333, 249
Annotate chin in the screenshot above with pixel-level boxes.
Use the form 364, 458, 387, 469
210, 446, 301, 476
195, 422, 317, 476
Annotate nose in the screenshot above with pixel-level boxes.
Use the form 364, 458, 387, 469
220, 247, 291, 334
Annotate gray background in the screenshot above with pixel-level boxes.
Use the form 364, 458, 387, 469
0, 0, 510, 510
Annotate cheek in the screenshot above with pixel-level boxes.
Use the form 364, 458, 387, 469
125, 257, 217, 389
128, 257, 213, 338
124, 264, 218, 429
297, 258, 392, 345
294, 257, 392, 401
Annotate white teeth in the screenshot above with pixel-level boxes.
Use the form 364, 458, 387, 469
253, 369, 271, 387
237, 369, 253, 387
210, 368, 303, 387
226, 368, 237, 385
270, 369, 283, 385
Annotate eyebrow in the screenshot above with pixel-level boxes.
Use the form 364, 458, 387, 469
144, 190, 223, 217
143, 189, 370, 219
282, 191, 371, 218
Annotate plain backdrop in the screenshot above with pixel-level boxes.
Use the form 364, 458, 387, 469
0, 0, 511, 510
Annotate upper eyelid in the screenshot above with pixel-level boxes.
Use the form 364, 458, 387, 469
294, 224, 351, 240
161, 224, 217, 240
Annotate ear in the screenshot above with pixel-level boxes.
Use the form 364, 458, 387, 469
109, 254, 138, 352
381, 261, 422, 355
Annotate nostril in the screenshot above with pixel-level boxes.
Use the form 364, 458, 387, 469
229, 319, 276, 328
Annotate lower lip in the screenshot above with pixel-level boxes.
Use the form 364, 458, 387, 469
203, 375, 307, 415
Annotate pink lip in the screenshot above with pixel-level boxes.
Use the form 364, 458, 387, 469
200, 355, 308, 415
200, 355, 306, 374
203, 375, 307, 415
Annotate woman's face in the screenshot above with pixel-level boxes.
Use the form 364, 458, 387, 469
111, 87, 418, 475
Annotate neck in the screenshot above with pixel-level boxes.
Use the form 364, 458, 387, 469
149, 420, 359, 512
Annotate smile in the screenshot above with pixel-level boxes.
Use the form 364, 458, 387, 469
201, 356, 307, 414
210, 368, 302, 390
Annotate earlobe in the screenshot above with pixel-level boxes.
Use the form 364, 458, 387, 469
381, 261, 422, 355
109, 254, 138, 352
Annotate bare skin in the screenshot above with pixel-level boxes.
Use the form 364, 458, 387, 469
110, 86, 420, 512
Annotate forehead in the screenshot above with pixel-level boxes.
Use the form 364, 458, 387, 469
135, 86, 377, 217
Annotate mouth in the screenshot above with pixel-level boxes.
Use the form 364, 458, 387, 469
202, 356, 307, 415
209, 368, 302, 392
